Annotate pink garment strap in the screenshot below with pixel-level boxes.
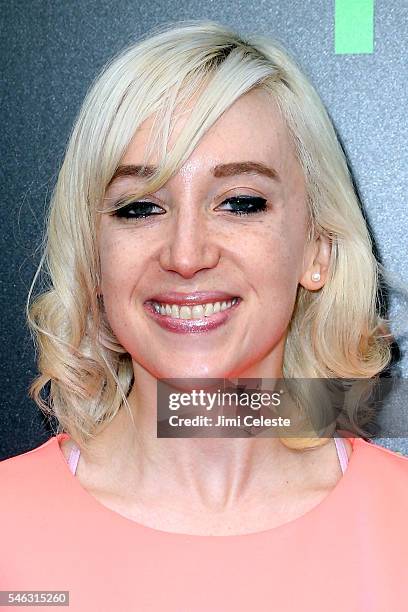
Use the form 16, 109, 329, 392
66, 437, 349, 477
67, 443, 81, 476
334, 435, 349, 475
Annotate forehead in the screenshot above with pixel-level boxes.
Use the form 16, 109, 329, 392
120, 88, 297, 174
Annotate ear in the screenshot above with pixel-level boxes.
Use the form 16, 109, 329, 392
299, 233, 331, 291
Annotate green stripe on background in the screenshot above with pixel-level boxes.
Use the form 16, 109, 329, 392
335, 0, 374, 54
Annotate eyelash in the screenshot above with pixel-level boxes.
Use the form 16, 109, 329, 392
111, 195, 268, 220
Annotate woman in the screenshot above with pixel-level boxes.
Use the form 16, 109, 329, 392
1, 19, 407, 612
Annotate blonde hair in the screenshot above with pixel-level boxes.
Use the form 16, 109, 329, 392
26, 19, 394, 453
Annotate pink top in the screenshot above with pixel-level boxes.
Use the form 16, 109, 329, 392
1, 433, 408, 611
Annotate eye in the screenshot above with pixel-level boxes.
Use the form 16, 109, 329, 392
110, 194, 268, 221
111, 201, 165, 220
217, 195, 268, 215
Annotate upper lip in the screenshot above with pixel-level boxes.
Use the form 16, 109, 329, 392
146, 291, 240, 306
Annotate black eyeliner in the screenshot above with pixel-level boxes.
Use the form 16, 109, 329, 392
110, 195, 268, 220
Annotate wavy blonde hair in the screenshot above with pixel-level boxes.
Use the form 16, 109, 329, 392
26, 19, 394, 453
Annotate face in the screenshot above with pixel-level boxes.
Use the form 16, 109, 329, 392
98, 88, 328, 380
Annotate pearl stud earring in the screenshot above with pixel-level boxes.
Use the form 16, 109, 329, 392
311, 272, 321, 282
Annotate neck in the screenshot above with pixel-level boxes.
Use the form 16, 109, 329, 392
79, 360, 332, 513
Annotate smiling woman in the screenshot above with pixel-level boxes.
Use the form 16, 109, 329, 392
98, 88, 321, 369
1, 18, 408, 612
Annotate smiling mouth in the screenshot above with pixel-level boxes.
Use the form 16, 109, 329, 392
149, 298, 239, 320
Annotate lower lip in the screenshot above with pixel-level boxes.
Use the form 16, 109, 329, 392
143, 299, 241, 334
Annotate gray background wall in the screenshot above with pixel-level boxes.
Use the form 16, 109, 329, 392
1, 1, 407, 459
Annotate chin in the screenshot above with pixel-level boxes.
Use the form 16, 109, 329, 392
151, 362, 233, 384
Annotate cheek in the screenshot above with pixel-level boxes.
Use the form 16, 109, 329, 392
98, 233, 142, 319
244, 219, 305, 290
242, 222, 305, 326
99, 230, 136, 287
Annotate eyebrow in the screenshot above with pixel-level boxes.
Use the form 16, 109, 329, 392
108, 161, 280, 186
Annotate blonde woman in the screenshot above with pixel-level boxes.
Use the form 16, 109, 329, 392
1, 20, 407, 612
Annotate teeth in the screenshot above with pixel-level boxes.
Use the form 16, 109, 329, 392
151, 299, 238, 319
192, 305, 204, 319
180, 306, 191, 319
204, 303, 214, 316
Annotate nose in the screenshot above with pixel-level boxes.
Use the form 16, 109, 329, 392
159, 206, 220, 278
